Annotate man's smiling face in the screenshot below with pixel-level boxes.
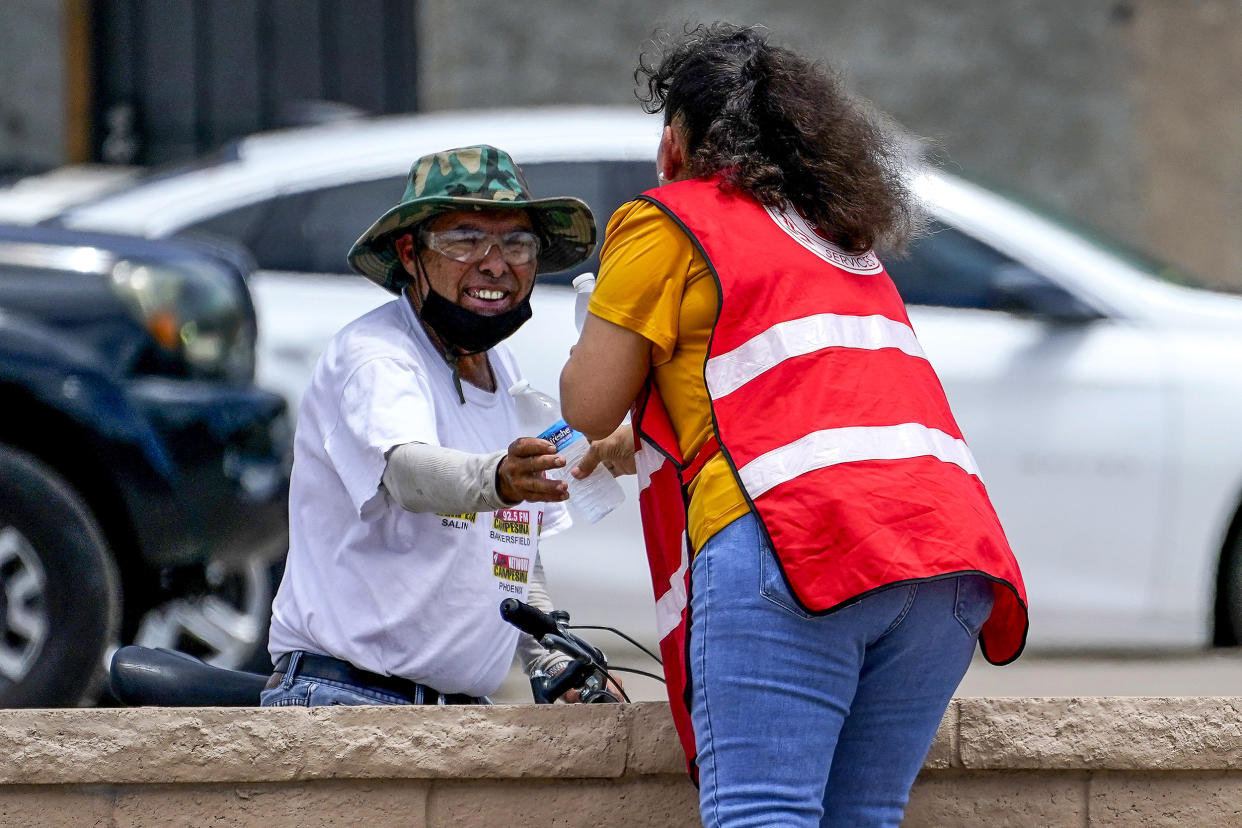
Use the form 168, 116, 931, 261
408, 209, 538, 316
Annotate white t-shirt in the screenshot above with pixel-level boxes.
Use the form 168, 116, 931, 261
267, 297, 571, 696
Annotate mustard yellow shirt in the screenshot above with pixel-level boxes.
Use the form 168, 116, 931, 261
589, 199, 749, 551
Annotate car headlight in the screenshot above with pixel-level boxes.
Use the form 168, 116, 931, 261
109, 257, 255, 383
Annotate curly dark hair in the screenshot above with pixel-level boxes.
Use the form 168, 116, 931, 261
637, 23, 919, 254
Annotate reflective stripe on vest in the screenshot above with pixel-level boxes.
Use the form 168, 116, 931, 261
705, 312, 927, 398
738, 422, 980, 498
635, 439, 690, 640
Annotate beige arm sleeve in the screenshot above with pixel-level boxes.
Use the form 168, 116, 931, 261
515, 556, 573, 677
381, 442, 512, 513
383, 443, 567, 678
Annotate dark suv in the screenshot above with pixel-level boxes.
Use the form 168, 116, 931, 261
0, 223, 289, 706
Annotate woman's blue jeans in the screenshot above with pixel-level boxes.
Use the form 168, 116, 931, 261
689, 513, 993, 828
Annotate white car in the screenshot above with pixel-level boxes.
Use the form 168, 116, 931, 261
37, 106, 1242, 653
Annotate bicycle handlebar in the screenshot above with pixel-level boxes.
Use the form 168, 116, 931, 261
498, 598, 621, 704
499, 597, 560, 640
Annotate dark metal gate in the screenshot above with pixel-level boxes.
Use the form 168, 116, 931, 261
90, 0, 419, 166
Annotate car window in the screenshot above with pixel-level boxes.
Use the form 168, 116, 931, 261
184, 200, 269, 252
886, 221, 1035, 311
179, 161, 656, 282
184, 177, 406, 274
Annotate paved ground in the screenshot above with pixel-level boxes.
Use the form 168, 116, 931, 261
956, 648, 1242, 697
494, 647, 1242, 704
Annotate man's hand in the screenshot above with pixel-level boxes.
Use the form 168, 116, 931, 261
572, 423, 636, 479
542, 656, 625, 703
561, 673, 625, 703
497, 437, 569, 503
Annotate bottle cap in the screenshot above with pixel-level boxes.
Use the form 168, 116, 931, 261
507, 380, 530, 397
572, 272, 596, 293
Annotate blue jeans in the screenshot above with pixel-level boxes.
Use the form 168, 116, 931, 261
258, 651, 486, 707
689, 513, 993, 828
260, 654, 415, 707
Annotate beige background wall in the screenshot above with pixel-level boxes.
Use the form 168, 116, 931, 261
1, 2, 1238, 287
1132, 3, 1242, 292
0, 0, 66, 175
418, 0, 1242, 290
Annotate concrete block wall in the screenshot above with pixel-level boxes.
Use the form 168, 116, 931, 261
4, 698, 1242, 826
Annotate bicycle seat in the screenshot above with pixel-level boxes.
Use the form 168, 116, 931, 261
109, 645, 269, 706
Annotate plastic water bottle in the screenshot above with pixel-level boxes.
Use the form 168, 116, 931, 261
572, 272, 596, 334
508, 379, 624, 523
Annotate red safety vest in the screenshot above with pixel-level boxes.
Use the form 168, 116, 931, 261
631, 178, 1029, 779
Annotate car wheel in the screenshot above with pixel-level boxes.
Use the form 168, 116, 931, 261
132, 553, 283, 674
0, 445, 122, 707
1219, 527, 1242, 645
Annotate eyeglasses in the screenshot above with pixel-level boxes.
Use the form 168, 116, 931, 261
421, 228, 541, 267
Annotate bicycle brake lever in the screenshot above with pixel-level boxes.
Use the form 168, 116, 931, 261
539, 632, 598, 667
533, 658, 596, 704
547, 630, 608, 670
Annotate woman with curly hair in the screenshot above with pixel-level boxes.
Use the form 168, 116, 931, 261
561, 23, 1027, 827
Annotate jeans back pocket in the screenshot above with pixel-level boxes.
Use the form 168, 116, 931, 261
953, 574, 995, 638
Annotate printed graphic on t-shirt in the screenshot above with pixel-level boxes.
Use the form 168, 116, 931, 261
763, 201, 883, 275
437, 511, 474, 531
438, 511, 477, 529
537, 510, 544, 536
490, 508, 532, 546
493, 551, 530, 584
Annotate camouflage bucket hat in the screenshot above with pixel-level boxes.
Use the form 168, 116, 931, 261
347, 145, 596, 294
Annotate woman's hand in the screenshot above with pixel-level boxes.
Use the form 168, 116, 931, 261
497, 438, 569, 503
572, 423, 637, 479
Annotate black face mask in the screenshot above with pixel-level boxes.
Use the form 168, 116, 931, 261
417, 283, 533, 355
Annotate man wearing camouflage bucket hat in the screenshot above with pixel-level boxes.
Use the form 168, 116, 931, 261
262, 145, 601, 707
348, 144, 596, 296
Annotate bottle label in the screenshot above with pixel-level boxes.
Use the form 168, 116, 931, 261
537, 419, 583, 452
